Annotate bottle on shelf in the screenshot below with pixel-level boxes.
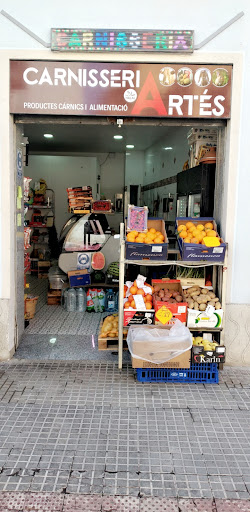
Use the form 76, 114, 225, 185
105, 288, 116, 313
193, 203, 200, 217
76, 288, 87, 312
66, 288, 76, 312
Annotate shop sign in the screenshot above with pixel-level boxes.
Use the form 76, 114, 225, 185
10, 61, 232, 119
51, 29, 194, 53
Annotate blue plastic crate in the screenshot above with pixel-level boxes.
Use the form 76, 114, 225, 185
136, 364, 219, 384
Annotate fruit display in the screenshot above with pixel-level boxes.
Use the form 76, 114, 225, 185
91, 252, 105, 270
126, 228, 165, 245
177, 221, 221, 245
153, 284, 183, 304
124, 276, 154, 310
193, 336, 219, 351
184, 286, 221, 311
106, 261, 119, 283
99, 314, 127, 338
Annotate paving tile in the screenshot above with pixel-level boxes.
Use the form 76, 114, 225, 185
102, 496, 139, 511
140, 497, 178, 511
63, 494, 102, 511
178, 499, 216, 511
215, 500, 250, 511
0, 491, 26, 509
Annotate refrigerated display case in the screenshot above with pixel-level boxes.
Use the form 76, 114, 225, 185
176, 163, 215, 218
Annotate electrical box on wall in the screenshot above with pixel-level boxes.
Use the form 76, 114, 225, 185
163, 195, 174, 213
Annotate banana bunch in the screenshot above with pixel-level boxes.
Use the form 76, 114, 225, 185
192, 336, 219, 351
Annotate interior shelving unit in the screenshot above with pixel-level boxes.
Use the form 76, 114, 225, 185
118, 223, 227, 369
27, 189, 55, 276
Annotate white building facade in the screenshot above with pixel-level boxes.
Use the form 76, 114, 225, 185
0, 0, 249, 364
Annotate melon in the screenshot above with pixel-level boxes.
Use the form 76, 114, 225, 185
91, 252, 105, 270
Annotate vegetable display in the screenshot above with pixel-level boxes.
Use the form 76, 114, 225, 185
153, 285, 183, 304
184, 286, 221, 311
193, 336, 219, 351
99, 314, 127, 339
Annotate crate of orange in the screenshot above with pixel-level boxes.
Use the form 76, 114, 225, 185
126, 218, 168, 261
123, 277, 155, 326
176, 217, 226, 263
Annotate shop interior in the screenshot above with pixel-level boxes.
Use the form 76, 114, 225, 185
17, 119, 220, 361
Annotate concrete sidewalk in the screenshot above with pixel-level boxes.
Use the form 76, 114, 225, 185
0, 492, 250, 510
0, 360, 249, 507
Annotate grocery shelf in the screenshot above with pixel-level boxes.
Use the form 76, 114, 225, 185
28, 205, 53, 209
118, 222, 227, 369
189, 327, 223, 332
81, 282, 119, 288
123, 259, 224, 267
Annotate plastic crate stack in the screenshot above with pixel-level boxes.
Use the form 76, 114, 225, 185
136, 364, 219, 384
187, 128, 217, 167
67, 186, 93, 213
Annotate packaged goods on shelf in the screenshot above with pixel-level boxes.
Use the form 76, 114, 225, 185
152, 279, 187, 326
127, 322, 192, 369
127, 205, 148, 232
176, 217, 226, 263
67, 186, 93, 211
92, 200, 112, 213
183, 286, 223, 328
68, 269, 91, 287
87, 288, 105, 312
126, 218, 168, 260
176, 266, 205, 288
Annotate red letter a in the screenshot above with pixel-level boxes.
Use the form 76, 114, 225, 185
131, 72, 167, 116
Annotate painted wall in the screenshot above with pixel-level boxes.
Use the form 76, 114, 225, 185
0, 0, 248, 359
28, 152, 125, 234
143, 127, 190, 222
28, 155, 98, 236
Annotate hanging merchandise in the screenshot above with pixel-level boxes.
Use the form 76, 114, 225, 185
24, 227, 32, 249
23, 177, 32, 203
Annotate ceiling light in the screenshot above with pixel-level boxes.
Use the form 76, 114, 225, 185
49, 338, 57, 344
164, 147, 173, 150
113, 135, 123, 140
126, 144, 134, 149
44, 133, 53, 139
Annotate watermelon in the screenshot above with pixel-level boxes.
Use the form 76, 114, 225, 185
91, 252, 105, 270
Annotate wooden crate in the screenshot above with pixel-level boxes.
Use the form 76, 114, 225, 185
38, 261, 50, 279
98, 320, 128, 351
98, 337, 128, 351
47, 289, 62, 305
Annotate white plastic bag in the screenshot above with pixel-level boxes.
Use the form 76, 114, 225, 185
127, 320, 192, 364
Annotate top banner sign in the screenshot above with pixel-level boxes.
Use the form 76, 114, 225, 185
51, 28, 194, 53
10, 61, 232, 119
